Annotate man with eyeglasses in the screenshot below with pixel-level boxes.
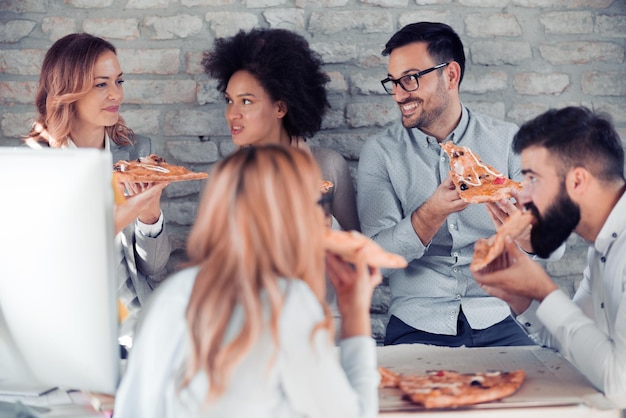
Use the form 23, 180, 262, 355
357, 22, 536, 347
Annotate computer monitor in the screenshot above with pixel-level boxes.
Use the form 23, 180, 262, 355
0, 147, 120, 395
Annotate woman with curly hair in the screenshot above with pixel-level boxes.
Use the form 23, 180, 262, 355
202, 28, 360, 232
114, 145, 381, 417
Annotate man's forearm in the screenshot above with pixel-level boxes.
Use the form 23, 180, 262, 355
411, 200, 447, 246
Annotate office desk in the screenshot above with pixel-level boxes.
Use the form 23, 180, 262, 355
378, 344, 620, 417
0, 389, 108, 417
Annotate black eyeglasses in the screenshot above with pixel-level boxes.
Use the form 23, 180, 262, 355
381, 62, 449, 95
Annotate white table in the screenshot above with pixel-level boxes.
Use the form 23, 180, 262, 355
378, 344, 621, 417
5, 344, 621, 417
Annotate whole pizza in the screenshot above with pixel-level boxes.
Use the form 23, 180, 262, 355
379, 366, 526, 409
441, 142, 522, 204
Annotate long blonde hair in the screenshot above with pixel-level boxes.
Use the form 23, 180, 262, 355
25, 33, 134, 147
183, 145, 331, 400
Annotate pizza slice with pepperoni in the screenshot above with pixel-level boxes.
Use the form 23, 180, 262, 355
441, 142, 522, 204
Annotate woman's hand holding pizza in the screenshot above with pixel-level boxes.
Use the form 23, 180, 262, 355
114, 181, 169, 234
472, 236, 557, 315
124, 181, 169, 224
325, 252, 382, 339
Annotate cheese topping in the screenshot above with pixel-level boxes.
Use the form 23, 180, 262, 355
141, 164, 170, 174
451, 146, 502, 186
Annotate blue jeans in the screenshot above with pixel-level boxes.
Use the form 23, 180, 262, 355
384, 309, 535, 347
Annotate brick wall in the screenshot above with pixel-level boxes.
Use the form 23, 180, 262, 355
1, 0, 625, 342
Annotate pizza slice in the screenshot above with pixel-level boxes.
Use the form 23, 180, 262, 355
323, 229, 408, 269
470, 209, 535, 273
113, 154, 208, 183
441, 142, 522, 204
320, 180, 334, 193
397, 369, 526, 409
379, 366, 401, 388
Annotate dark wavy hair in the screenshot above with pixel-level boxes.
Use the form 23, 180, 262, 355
382, 22, 466, 86
513, 106, 624, 182
201, 28, 330, 139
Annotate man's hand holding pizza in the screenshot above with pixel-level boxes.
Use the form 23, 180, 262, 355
411, 176, 470, 245
472, 236, 558, 315
484, 189, 533, 254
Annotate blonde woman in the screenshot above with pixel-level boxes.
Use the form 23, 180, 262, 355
114, 145, 381, 417
25, 33, 170, 335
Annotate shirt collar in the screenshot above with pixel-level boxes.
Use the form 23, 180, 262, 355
450, 105, 470, 144
595, 189, 626, 255
65, 133, 110, 151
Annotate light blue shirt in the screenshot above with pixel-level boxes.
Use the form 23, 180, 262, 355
357, 106, 520, 335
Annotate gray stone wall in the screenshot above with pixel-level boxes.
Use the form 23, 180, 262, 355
1, 0, 625, 343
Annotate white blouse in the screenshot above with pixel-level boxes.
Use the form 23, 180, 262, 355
114, 267, 380, 417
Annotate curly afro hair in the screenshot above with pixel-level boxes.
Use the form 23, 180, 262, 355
202, 28, 330, 139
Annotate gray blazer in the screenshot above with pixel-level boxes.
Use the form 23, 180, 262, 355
112, 135, 171, 314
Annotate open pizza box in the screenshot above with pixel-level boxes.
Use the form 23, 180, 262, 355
378, 344, 616, 413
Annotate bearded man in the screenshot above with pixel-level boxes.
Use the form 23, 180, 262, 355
473, 106, 626, 408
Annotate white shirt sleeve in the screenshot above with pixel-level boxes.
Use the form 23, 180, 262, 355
135, 211, 164, 238
279, 282, 379, 418
517, 288, 626, 408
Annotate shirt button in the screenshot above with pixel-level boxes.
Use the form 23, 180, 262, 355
601, 256, 606, 263
525, 322, 532, 327
441, 157, 445, 162
612, 232, 617, 238
449, 224, 455, 230
453, 252, 459, 257
601, 302, 605, 309
455, 294, 461, 300
453, 267, 458, 272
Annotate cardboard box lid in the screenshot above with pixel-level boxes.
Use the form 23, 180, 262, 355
378, 344, 615, 412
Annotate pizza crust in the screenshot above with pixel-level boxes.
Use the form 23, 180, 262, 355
441, 142, 522, 204
470, 210, 535, 273
379, 366, 401, 388
113, 154, 208, 183
324, 229, 408, 269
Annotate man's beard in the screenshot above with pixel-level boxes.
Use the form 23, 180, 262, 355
401, 98, 447, 130
401, 79, 448, 130
526, 185, 580, 258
